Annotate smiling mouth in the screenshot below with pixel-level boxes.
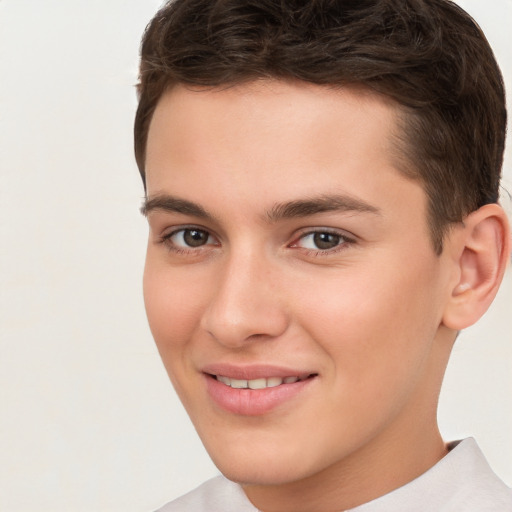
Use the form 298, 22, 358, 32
205, 371, 318, 415
210, 374, 316, 389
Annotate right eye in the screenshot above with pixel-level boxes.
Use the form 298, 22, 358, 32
162, 228, 218, 250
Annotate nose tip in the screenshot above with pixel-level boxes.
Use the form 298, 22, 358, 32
200, 265, 288, 348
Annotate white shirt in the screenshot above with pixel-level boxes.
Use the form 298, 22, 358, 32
156, 438, 512, 511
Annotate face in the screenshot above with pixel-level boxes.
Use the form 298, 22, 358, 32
143, 81, 455, 491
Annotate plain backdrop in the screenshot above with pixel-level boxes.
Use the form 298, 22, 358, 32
0, 1, 511, 511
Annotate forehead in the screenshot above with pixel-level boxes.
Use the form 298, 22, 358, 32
147, 81, 400, 162
145, 80, 422, 220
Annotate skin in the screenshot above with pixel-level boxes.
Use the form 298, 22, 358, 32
142, 81, 505, 511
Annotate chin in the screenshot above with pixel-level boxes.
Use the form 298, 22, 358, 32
215, 458, 310, 486
202, 434, 324, 486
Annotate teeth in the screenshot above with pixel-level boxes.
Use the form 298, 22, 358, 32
215, 375, 306, 389
230, 379, 248, 389
248, 378, 267, 390
266, 377, 282, 388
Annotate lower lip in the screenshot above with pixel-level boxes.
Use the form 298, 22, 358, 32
205, 375, 315, 416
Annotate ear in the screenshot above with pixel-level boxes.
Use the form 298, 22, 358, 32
442, 203, 510, 330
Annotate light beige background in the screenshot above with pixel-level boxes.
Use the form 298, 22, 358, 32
0, 1, 510, 510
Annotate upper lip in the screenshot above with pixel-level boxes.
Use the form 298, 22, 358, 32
201, 363, 315, 381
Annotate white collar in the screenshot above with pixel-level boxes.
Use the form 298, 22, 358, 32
348, 438, 512, 511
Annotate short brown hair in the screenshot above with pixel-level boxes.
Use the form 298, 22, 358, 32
134, 0, 507, 253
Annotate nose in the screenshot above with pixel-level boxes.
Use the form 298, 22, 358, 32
200, 251, 289, 348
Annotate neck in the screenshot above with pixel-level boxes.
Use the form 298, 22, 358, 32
243, 421, 447, 512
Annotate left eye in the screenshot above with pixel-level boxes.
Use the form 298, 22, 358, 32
295, 231, 346, 250
168, 228, 214, 248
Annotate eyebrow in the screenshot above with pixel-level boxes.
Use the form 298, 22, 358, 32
140, 193, 381, 221
265, 194, 381, 222
140, 195, 212, 219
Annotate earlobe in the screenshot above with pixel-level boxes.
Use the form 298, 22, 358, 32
442, 203, 510, 330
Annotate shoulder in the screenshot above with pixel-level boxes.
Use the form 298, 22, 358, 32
155, 475, 259, 512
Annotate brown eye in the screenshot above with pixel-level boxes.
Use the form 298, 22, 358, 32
312, 232, 342, 250
180, 229, 210, 247
183, 229, 209, 247
291, 230, 351, 253
168, 228, 213, 248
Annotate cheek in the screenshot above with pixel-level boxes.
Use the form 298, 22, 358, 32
297, 260, 443, 385
142, 258, 216, 409
143, 257, 207, 357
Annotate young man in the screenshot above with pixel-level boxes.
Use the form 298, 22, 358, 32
135, 0, 511, 510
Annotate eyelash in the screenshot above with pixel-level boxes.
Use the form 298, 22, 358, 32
158, 227, 355, 256
159, 226, 219, 254
290, 229, 355, 256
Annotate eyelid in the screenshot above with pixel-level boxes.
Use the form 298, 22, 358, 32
160, 223, 215, 238
159, 225, 220, 252
289, 227, 356, 253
